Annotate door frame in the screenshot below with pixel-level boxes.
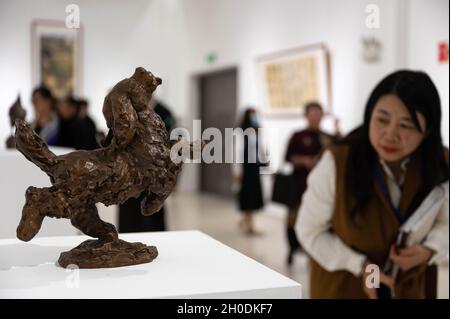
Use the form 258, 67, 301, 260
188, 65, 239, 194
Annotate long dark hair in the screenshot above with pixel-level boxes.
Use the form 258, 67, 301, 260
339, 70, 448, 219
239, 107, 259, 130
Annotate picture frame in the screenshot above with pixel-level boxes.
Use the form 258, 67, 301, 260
256, 43, 332, 116
31, 19, 82, 99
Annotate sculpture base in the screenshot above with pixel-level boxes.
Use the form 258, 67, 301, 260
58, 238, 158, 268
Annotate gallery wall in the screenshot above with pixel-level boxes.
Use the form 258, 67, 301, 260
407, 0, 449, 150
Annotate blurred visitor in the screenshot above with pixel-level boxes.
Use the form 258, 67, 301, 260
56, 97, 98, 150
284, 102, 340, 265
31, 86, 60, 145
77, 99, 101, 150
233, 107, 268, 236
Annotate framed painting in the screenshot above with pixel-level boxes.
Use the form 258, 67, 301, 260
256, 43, 332, 116
31, 20, 82, 99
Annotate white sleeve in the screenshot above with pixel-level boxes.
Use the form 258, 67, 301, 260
257, 129, 270, 166
423, 191, 449, 265
297, 150, 367, 277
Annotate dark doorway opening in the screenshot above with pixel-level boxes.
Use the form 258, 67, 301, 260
198, 68, 238, 198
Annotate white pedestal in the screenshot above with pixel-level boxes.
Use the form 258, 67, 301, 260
0, 230, 302, 299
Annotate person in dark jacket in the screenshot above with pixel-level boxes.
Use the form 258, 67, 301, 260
77, 99, 101, 150
285, 102, 340, 265
56, 97, 98, 150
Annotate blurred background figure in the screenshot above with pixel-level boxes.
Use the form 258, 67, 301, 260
118, 98, 175, 233
56, 96, 81, 148
78, 99, 103, 148
233, 107, 267, 235
56, 96, 99, 150
31, 86, 60, 146
284, 102, 340, 265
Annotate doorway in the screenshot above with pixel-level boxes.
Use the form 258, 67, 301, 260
199, 67, 238, 198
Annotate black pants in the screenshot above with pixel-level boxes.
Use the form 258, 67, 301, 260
286, 206, 301, 252
287, 226, 301, 251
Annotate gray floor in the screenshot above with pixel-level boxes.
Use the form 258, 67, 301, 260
165, 192, 449, 299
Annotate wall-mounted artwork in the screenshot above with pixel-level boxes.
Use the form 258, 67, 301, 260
256, 43, 332, 116
31, 20, 81, 99
362, 36, 382, 63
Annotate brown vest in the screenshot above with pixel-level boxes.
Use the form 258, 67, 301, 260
309, 144, 447, 299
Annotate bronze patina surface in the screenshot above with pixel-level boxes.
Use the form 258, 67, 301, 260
15, 67, 182, 268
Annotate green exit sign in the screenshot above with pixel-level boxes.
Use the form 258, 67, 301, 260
205, 52, 218, 64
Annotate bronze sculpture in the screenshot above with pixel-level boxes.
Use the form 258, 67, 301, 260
14, 67, 185, 268
6, 95, 26, 149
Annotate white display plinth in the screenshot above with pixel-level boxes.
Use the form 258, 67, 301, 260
0, 230, 301, 299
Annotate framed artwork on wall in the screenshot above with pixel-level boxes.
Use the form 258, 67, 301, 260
256, 43, 332, 116
31, 19, 82, 99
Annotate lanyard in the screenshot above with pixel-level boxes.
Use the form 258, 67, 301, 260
373, 166, 406, 225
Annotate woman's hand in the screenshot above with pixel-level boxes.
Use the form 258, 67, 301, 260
389, 245, 433, 272
290, 155, 316, 170
361, 260, 394, 299
302, 156, 316, 170
232, 174, 241, 193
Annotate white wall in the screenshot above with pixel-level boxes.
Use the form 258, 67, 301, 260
1, 0, 448, 194
407, 0, 449, 145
